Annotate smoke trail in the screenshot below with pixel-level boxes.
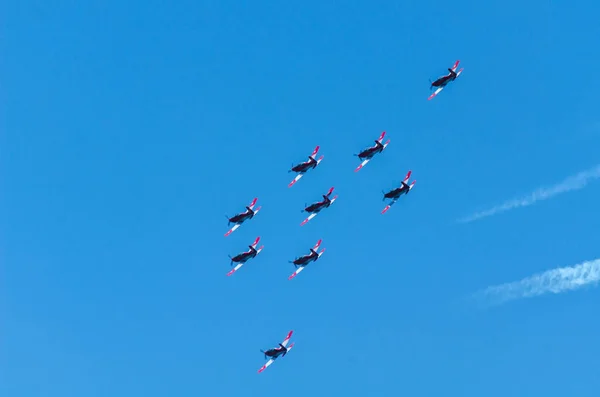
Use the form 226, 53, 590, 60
458, 164, 600, 223
476, 258, 600, 306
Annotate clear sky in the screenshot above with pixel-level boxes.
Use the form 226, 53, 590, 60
2, 1, 600, 396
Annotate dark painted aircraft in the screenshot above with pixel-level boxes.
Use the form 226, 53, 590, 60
288, 146, 324, 187
354, 131, 391, 172
288, 240, 325, 280
303, 187, 335, 214
228, 236, 261, 265
356, 131, 387, 160
224, 198, 261, 237
258, 330, 295, 373
300, 187, 338, 226
428, 60, 463, 100
226, 237, 264, 277
290, 239, 323, 267
381, 170, 416, 214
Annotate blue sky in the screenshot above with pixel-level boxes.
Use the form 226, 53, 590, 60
2, 1, 600, 396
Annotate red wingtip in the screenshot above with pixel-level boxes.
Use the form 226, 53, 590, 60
405, 170, 412, 179
249, 198, 257, 206
379, 131, 386, 140
252, 236, 260, 246
311, 146, 320, 156
327, 187, 334, 195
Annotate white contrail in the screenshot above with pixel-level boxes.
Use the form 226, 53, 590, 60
476, 258, 600, 306
458, 164, 600, 223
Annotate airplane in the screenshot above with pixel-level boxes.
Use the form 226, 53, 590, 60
224, 198, 261, 237
288, 239, 325, 280
381, 170, 416, 214
258, 330, 295, 373
354, 131, 391, 172
226, 237, 264, 276
288, 145, 324, 187
428, 60, 463, 100
300, 187, 337, 226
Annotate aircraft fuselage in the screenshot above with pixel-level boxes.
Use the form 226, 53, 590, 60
291, 158, 317, 173
231, 248, 256, 263
264, 348, 285, 358
384, 185, 409, 200
305, 200, 329, 213
293, 252, 318, 265
229, 211, 252, 224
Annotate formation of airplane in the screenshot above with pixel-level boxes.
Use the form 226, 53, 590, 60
221, 60, 462, 374
288, 239, 325, 280
224, 198, 261, 237
300, 187, 337, 226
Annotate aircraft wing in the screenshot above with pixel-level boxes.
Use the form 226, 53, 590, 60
280, 330, 293, 348
248, 197, 258, 210
428, 86, 444, 100
312, 239, 322, 251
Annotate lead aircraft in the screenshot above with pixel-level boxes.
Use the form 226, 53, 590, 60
300, 187, 337, 226
224, 198, 261, 237
288, 239, 325, 280
381, 170, 416, 214
428, 60, 463, 100
226, 237, 263, 276
258, 330, 295, 373
354, 131, 390, 172
288, 145, 324, 187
